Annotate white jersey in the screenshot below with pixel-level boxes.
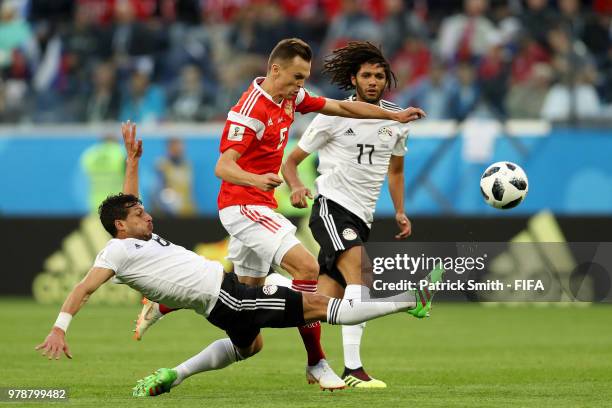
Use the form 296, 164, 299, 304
298, 98, 408, 227
93, 233, 224, 317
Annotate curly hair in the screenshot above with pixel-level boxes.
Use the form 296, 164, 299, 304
98, 193, 142, 237
322, 41, 397, 91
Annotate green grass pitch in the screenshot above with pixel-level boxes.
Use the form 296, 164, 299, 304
2, 299, 611, 407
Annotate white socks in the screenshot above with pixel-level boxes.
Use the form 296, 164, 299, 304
342, 284, 365, 370
172, 338, 242, 386
326, 283, 415, 326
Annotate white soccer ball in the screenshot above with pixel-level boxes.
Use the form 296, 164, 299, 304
480, 161, 529, 209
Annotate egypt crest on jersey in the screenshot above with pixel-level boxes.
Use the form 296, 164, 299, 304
218, 77, 326, 210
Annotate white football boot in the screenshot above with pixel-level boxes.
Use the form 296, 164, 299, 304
306, 359, 346, 391
133, 298, 163, 341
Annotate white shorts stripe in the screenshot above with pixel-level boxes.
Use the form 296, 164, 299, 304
241, 205, 280, 233
250, 208, 282, 229
319, 197, 344, 251
219, 290, 286, 312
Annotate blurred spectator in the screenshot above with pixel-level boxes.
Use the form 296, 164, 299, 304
479, 42, 511, 118
557, 0, 586, 41
392, 37, 432, 88
168, 64, 216, 122
437, 0, 498, 63
97, 0, 168, 71
0, 78, 26, 122
0, 0, 609, 124
488, 0, 520, 45
82, 62, 120, 122
519, 0, 558, 48
506, 62, 553, 119
119, 66, 166, 123
152, 137, 196, 216
63, 4, 102, 69
28, 0, 74, 25
80, 134, 126, 213
541, 64, 602, 121
380, 0, 428, 60
447, 62, 481, 121
393, 61, 453, 120
321, 0, 381, 54
510, 34, 551, 84
0, 1, 32, 69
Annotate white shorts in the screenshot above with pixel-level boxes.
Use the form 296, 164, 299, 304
219, 205, 300, 278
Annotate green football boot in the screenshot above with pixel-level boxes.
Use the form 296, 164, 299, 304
132, 368, 177, 397
408, 264, 445, 319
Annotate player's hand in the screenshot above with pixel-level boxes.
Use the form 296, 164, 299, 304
290, 186, 313, 208
392, 107, 426, 123
35, 327, 73, 360
254, 173, 283, 191
121, 120, 143, 161
395, 213, 412, 239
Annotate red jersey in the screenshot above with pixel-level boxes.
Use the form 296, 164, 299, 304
218, 77, 326, 210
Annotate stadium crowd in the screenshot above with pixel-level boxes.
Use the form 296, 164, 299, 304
0, 0, 610, 124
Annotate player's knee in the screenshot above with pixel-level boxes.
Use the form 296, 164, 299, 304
295, 258, 319, 281
239, 335, 263, 358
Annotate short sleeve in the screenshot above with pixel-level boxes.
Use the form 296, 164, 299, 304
295, 88, 326, 114
94, 240, 128, 272
298, 115, 334, 153
392, 125, 409, 156
220, 120, 257, 154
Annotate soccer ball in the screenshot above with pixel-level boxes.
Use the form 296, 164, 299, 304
480, 161, 529, 209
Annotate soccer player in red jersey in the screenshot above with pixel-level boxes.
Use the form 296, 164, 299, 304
213, 38, 425, 389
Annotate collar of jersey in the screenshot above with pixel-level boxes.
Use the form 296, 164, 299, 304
253, 77, 283, 107
349, 94, 384, 108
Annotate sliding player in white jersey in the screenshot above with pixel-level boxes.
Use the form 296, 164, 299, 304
35, 122, 443, 397
278, 42, 417, 388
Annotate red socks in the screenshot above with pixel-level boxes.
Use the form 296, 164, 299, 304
292, 280, 326, 366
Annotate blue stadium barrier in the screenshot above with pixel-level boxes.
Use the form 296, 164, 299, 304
0, 125, 610, 215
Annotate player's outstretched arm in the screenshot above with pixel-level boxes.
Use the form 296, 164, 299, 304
388, 155, 411, 239
215, 148, 283, 192
318, 99, 426, 123
281, 146, 313, 208
35, 267, 115, 360
121, 121, 143, 197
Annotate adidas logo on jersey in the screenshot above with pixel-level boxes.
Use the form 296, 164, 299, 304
267, 117, 273, 126
343, 128, 356, 136
135, 244, 143, 249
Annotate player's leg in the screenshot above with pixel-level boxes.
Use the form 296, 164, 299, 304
133, 272, 267, 397
133, 267, 444, 397
334, 246, 387, 388
133, 298, 178, 340
277, 242, 335, 379
264, 270, 345, 389
309, 196, 384, 386
133, 333, 262, 397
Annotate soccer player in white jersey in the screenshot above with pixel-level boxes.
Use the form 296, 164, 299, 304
35, 123, 443, 397
277, 42, 417, 388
